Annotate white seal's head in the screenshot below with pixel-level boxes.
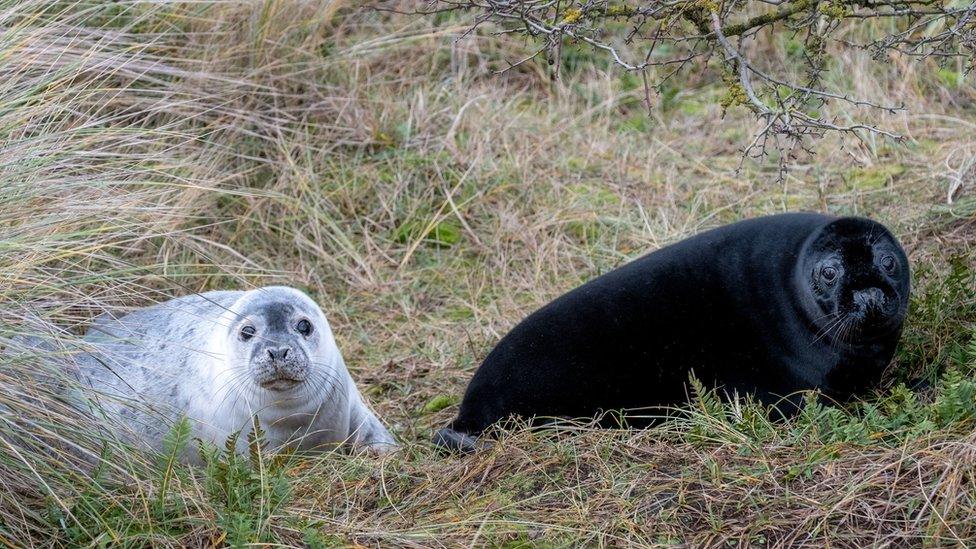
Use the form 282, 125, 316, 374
216, 286, 344, 396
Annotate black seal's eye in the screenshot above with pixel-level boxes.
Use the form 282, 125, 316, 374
296, 319, 313, 337
880, 254, 896, 272
821, 266, 838, 283
240, 325, 256, 341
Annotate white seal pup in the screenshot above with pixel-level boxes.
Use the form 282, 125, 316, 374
76, 286, 395, 463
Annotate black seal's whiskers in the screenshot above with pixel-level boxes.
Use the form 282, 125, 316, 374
810, 312, 846, 346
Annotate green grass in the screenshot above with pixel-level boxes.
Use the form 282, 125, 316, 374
1, 0, 975, 546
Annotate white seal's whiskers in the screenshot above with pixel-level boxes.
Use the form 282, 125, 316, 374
213, 367, 256, 414
303, 360, 347, 406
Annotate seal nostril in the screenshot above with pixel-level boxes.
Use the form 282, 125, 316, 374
281, 348, 289, 359
868, 288, 884, 308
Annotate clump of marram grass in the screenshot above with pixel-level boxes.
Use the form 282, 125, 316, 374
2, 0, 976, 546
0, 1, 360, 543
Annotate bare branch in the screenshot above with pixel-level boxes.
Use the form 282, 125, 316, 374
407, 0, 974, 164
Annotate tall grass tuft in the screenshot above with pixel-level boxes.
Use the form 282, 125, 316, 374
0, 2, 352, 542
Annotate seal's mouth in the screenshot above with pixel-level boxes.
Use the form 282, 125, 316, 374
259, 377, 304, 391
251, 352, 311, 392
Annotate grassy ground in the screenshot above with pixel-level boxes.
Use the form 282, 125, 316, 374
1, 1, 976, 546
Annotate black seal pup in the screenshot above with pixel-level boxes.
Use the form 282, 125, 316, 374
436, 213, 910, 451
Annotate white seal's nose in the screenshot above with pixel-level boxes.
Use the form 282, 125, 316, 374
267, 347, 290, 361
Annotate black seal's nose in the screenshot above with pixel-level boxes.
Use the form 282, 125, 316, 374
267, 347, 290, 361
853, 288, 885, 317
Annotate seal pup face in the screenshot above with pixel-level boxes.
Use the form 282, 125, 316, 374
799, 217, 910, 345
223, 287, 342, 394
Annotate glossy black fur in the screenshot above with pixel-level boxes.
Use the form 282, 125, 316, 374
438, 213, 910, 450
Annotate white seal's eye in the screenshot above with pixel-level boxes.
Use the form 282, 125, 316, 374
880, 254, 896, 272
821, 266, 838, 283
296, 319, 313, 337
240, 325, 256, 341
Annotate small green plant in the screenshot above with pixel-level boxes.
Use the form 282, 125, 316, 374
394, 217, 463, 247
199, 417, 294, 547
50, 423, 199, 545
156, 416, 191, 509
679, 334, 976, 449
423, 394, 460, 413
897, 256, 976, 381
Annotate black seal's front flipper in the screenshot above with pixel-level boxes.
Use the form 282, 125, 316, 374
433, 427, 480, 454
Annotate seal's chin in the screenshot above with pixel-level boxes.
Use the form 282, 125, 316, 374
258, 377, 305, 392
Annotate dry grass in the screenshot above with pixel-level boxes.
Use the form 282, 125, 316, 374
0, 1, 975, 546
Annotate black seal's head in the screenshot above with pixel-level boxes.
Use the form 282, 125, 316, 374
797, 216, 910, 344
226, 287, 340, 392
